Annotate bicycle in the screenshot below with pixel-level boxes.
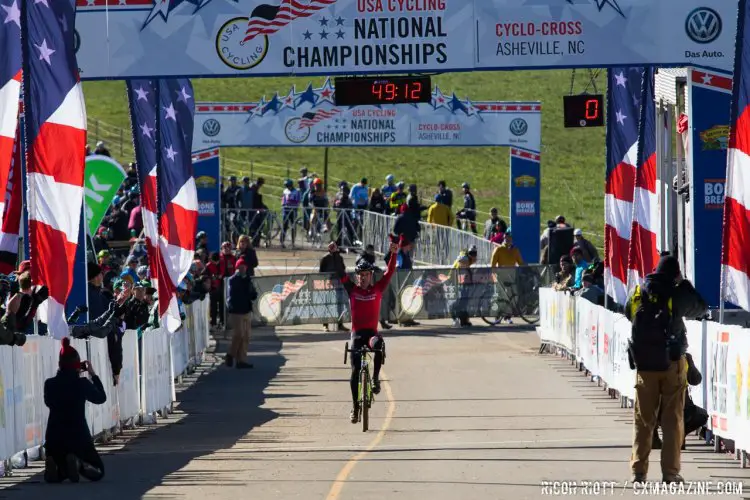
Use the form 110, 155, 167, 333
343, 341, 386, 432
480, 270, 541, 326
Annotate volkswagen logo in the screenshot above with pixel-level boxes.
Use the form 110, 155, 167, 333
685, 7, 722, 44
202, 119, 221, 137
509, 118, 528, 137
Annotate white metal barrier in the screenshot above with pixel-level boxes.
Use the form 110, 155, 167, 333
0, 298, 210, 472
538, 288, 750, 464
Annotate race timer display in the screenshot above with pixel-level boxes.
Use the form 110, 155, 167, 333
334, 76, 432, 106
563, 94, 605, 128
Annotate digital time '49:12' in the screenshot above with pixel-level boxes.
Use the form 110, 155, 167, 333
371, 82, 423, 102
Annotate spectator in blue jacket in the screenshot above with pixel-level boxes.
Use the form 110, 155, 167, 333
350, 178, 369, 210
225, 258, 257, 369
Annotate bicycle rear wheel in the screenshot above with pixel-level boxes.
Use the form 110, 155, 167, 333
481, 297, 512, 326
361, 368, 370, 432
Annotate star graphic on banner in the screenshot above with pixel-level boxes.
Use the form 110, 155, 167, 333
176, 85, 192, 104
303, 30, 312, 40
296, 84, 319, 108
701, 73, 713, 85
263, 93, 281, 114
335, 16, 345, 26
35, 39, 55, 65
245, 96, 266, 123
279, 86, 296, 112
135, 86, 149, 101
315, 78, 336, 107
615, 109, 627, 125
614, 71, 627, 87
464, 98, 483, 120
86, 0, 95, 5
164, 103, 177, 121
319, 30, 328, 39
142, 0, 202, 30
631, 93, 639, 106
318, 16, 328, 26
336, 29, 345, 39
431, 86, 450, 111
564, 0, 625, 18
2, 0, 21, 28
165, 145, 177, 161
140, 122, 154, 139
450, 93, 468, 115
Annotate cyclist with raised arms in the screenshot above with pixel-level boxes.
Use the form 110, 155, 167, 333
338, 236, 401, 423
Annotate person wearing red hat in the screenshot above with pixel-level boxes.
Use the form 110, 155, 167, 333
43, 338, 107, 483
225, 258, 257, 369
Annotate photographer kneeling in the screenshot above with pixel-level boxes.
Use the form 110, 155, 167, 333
44, 338, 107, 483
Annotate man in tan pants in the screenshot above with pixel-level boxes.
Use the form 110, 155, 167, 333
225, 258, 256, 369
625, 254, 707, 484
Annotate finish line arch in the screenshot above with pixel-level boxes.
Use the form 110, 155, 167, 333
191, 80, 543, 263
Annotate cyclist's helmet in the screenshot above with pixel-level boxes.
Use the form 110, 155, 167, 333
396, 181, 405, 189
284, 179, 294, 188
313, 178, 323, 186
242, 176, 250, 183
355, 260, 376, 274
196, 231, 206, 240
339, 180, 348, 189
386, 174, 395, 183
462, 182, 470, 189
468, 245, 478, 257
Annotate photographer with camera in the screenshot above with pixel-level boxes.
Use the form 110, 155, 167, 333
44, 338, 107, 483
625, 254, 707, 485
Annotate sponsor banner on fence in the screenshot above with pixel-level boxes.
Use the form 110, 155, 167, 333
193, 83, 541, 149
251, 265, 550, 326
539, 288, 750, 455
74, 0, 737, 79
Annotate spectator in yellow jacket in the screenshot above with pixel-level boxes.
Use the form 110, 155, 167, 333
491, 229, 525, 267
427, 202, 454, 227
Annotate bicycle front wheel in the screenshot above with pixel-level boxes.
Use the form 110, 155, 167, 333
361, 368, 370, 432
481, 297, 512, 326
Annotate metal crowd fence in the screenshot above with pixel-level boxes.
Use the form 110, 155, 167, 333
220, 265, 552, 328
0, 298, 210, 476
222, 208, 365, 250
537, 288, 750, 467
360, 211, 495, 267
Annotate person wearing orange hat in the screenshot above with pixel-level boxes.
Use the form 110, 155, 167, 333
43, 338, 107, 483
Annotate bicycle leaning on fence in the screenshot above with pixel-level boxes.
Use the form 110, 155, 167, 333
344, 341, 386, 432
480, 267, 541, 326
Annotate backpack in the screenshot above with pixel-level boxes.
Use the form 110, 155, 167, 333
628, 286, 673, 371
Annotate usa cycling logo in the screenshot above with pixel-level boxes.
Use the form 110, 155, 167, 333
509, 118, 528, 137
685, 8, 722, 44
202, 119, 221, 137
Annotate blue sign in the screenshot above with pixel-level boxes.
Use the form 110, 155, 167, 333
68, 205, 89, 324
687, 68, 732, 308
509, 148, 541, 264
192, 148, 221, 253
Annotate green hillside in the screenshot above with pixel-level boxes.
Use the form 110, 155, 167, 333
83, 70, 607, 245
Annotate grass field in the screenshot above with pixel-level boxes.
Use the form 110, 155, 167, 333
83, 69, 607, 245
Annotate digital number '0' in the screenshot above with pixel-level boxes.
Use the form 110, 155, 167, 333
585, 98, 599, 120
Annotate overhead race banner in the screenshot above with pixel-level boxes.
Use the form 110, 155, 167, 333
84, 155, 127, 236
191, 148, 221, 253
193, 80, 542, 149
74, 0, 737, 80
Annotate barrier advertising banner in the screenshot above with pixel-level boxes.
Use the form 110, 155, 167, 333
686, 68, 732, 308
74, 0, 737, 80
193, 81, 541, 149
191, 149, 221, 253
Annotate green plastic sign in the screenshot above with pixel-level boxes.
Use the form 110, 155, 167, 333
84, 155, 127, 235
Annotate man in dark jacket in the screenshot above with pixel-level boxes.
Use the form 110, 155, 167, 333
226, 258, 257, 369
456, 182, 477, 234
319, 242, 348, 332
44, 338, 107, 483
625, 254, 707, 484
87, 263, 110, 321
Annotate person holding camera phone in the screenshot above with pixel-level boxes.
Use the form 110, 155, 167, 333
44, 338, 107, 483
625, 254, 707, 485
